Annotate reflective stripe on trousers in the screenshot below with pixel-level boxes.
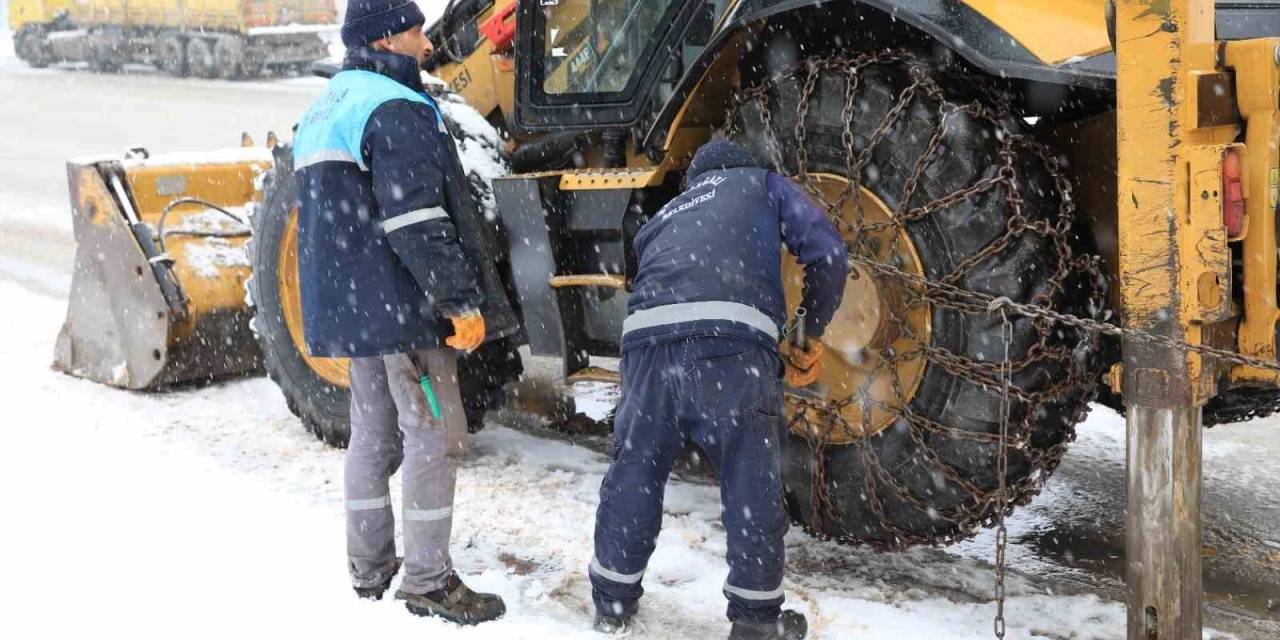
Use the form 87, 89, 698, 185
723, 582, 785, 601
590, 337, 788, 624
345, 348, 467, 594
589, 556, 645, 585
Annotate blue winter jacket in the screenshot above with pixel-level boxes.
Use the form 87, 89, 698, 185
623, 168, 848, 351
293, 47, 485, 357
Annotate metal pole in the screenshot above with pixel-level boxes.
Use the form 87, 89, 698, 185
1125, 406, 1204, 639
1114, 1, 1215, 637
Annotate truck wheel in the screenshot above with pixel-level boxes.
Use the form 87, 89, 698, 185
730, 51, 1103, 548
87, 29, 125, 73
249, 141, 522, 446
186, 37, 217, 79
213, 36, 247, 79
156, 35, 188, 77
238, 52, 264, 79
14, 25, 52, 68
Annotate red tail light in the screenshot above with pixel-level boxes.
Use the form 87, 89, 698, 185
1223, 148, 1245, 237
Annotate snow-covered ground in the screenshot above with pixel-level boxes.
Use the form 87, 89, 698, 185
2, 13, 1280, 640
0, 275, 1133, 640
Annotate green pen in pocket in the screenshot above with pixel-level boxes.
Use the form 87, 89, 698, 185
419, 376, 442, 419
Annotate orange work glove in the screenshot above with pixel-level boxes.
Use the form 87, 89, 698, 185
445, 311, 486, 353
783, 341, 825, 388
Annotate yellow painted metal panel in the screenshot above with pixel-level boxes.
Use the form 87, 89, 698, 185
558, 168, 664, 190
1115, 0, 1222, 406
69, 0, 126, 26
549, 274, 627, 289
62, 0, 333, 31
962, 0, 1112, 65
125, 159, 267, 315
433, 3, 515, 121
1224, 39, 1280, 384
8, 0, 76, 30
185, 0, 241, 30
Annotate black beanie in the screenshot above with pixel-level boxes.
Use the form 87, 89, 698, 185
687, 139, 761, 179
342, 0, 427, 47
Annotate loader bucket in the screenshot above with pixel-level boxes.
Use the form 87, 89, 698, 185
53, 149, 271, 389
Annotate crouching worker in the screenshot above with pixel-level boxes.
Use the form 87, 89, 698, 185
292, 0, 515, 625
589, 140, 848, 639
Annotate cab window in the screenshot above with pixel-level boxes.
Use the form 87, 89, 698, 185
539, 0, 681, 95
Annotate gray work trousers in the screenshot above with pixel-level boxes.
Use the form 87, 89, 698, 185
345, 348, 467, 595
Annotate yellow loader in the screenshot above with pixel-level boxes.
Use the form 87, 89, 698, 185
54, 0, 1280, 583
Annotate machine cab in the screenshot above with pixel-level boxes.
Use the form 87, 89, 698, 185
514, 0, 733, 132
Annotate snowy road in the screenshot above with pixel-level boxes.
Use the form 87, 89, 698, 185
3, 52, 1280, 640
0, 56, 322, 296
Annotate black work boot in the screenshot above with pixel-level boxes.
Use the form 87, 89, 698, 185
354, 578, 394, 601
352, 558, 400, 601
592, 612, 633, 634
728, 610, 807, 640
396, 572, 506, 625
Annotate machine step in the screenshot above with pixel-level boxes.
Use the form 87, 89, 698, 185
566, 366, 621, 384
549, 274, 626, 289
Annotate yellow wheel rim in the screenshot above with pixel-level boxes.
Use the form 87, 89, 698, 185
280, 208, 351, 388
783, 174, 931, 443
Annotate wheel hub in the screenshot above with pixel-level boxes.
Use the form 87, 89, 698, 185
782, 174, 930, 444
827, 263, 886, 354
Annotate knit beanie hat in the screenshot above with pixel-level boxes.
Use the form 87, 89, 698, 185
686, 139, 762, 179
342, 0, 426, 47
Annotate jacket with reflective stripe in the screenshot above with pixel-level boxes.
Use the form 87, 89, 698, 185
624, 168, 848, 351
292, 47, 516, 357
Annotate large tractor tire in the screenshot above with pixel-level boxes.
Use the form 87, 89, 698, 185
731, 51, 1103, 548
248, 109, 522, 447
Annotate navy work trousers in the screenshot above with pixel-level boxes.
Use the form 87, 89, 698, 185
590, 336, 789, 623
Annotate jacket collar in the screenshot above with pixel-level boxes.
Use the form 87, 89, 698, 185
342, 46, 425, 93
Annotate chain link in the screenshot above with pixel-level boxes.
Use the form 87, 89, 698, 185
720, 49, 1280, 637
724, 50, 1104, 550
994, 308, 1011, 640
721, 48, 1280, 634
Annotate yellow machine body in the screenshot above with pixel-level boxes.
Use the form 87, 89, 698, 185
53, 0, 1280, 403
963, 0, 1112, 65
423, 0, 1137, 199
54, 147, 271, 389
9, 0, 75, 31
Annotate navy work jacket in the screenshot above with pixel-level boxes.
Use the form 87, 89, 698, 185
624, 168, 848, 352
292, 47, 511, 357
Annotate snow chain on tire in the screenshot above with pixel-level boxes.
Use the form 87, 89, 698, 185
725, 50, 1280, 553
725, 50, 1106, 549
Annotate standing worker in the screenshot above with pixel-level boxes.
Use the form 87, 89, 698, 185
291, 0, 512, 625
589, 140, 848, 639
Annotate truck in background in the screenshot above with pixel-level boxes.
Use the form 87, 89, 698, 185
9, 0, 337, 78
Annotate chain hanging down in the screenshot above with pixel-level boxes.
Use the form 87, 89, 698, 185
994, 305, 1012, 639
